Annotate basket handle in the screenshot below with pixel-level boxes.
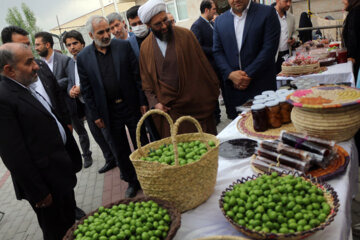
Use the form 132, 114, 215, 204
136, 109, 174, 156
171, 116, 210, 166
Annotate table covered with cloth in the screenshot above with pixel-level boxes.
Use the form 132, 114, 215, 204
174, 115, 359, 240
276, 62, 355, 88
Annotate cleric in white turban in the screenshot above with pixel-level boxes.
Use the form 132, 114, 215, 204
138, 0, 166, 24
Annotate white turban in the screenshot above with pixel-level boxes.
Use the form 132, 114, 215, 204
138, 0, 166, 24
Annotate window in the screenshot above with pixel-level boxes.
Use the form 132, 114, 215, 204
166, 0, 189, 22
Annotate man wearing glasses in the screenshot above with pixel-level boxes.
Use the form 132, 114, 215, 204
138, 0, 219, 139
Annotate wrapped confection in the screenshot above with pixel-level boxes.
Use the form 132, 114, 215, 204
280, 131, 330, 157
252, 156, 302, 175
256, 147, 311, 173
283, 131, 335, 149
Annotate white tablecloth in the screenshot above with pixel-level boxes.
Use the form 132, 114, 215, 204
276, 62, 355, 88
174, 116, 359, 240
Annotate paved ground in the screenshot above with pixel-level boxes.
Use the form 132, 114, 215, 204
0, 104, 359, 240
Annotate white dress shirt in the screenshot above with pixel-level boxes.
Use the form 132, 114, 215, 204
74, 60, 85, 103
231, 0, 251, 69
155, 37, 168, 57
277, 11, 289, 52
29, 78, 52, 106
7, 77, 67, 144
42, 51, 55, 72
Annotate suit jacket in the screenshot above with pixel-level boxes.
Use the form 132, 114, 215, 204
0, 76, 82, 205
77, 40, 146, 129
128, 34, 140, 60
53, 51, 71, 90
213, 2, 280, 117
191, 16, 215, 66
35, 59, 71, 124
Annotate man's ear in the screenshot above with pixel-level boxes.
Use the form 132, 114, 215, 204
45, 42, 51, 49
89, 32, 94, 40
2, 64, 15, 78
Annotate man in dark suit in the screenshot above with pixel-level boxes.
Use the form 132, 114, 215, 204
0, 42, 82, 240
213, 0, 280, 119
191, 0, 225, 124
77, 15, 148, 198
35, 31, 94, 168
1, 26, 86, 220
63, 30, 117, 173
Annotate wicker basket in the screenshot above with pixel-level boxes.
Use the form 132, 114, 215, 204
195, 236, 249, 240
281, 63, 321, 75
291, 104, 360, 142
219, 172, 339, 240
129, 110, 219, 212
63, 196, 181, 240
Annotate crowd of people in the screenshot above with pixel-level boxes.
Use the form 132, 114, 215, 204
0, 0, 359, 239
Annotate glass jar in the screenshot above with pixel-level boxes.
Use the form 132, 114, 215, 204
251, 104, 268, 132
265, 100, 282, 128
278, 97, 293, 124
261, 90, 275, 97
254, 95, 267, 100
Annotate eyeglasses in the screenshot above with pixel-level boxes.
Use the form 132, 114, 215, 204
152, 19, 171, 28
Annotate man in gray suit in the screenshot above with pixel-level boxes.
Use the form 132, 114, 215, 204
63, 30, 117, 174
274, 0, 297, 74
35, 31, 94, 168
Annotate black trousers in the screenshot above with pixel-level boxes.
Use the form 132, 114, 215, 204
276, 50, 290, 74
30, 190, 76, 240
107, 101, 148, 183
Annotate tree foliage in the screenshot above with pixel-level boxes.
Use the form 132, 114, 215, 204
5, 3, 41, 51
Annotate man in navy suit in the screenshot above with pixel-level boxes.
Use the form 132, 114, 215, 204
63, 30, 117, 173
191, 0, 226, 123
213, 0, 280, 119
77, 15, 148, 198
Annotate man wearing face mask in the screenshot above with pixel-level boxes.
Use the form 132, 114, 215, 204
127, 5, 151, 60
126, 5, 160, 142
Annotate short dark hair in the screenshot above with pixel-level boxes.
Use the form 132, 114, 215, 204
346, 0, 360, 11
35, 31, 54, 48
200, 0, 213, 14
127, 5, 140, 20
62, 30, 85, 46
1, 26, 29, 44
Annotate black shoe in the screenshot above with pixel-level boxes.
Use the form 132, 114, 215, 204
98, 162, 116, 174
75, 206, 86, 220
84, 157, 93, 168
125, 181, 141, 198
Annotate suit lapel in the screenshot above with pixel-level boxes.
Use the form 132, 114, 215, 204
225, 11, 239, 54
69, 59, 76, 86
3, 77, 52, 117
53, 51, 59, 76
241, 2, 257, 50
111, 41, 121, 84
88, 45, 106, 92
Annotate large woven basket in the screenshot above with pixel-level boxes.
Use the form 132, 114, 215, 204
63, 196, 181, 240
291, 104, 360, 142
219, 172, 339, 240
195, 236, 249, 240
129, 110, 219, 212
281, 63, 321, 75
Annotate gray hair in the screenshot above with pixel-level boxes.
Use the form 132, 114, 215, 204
85, 15, 108, 34
106, 12, 123, 24
0, 43, 29, 73
0, 48, 15, 74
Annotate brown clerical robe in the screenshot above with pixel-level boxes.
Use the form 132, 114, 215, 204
140, 26, 219, 138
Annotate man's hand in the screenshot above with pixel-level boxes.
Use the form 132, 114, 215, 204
287, 38, 296, 46
155, 103, 171, 112
228, 70, 252, 90
95, 119, 105, 129
67, 124, 73, 133
35, 194, 53, 208
140, 105, 148, 115
69, 85, 81, 98
348, 58, 356, 64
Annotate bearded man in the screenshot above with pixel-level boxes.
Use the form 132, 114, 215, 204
138, 0, 219, 138
77, 15, 148, 198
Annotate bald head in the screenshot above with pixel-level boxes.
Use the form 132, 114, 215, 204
0, 43, 39, 86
